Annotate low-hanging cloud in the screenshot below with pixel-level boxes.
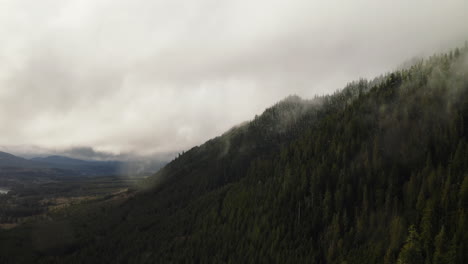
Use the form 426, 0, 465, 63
0, 0, 467, 156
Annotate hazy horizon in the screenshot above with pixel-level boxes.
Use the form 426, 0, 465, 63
1, 0, 467, 158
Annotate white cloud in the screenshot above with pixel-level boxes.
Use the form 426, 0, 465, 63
0, 0, 467, 155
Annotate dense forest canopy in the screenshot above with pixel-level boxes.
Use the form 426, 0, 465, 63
1, 46, 468, 263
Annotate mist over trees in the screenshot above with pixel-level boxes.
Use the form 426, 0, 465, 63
1, 46, 468, 263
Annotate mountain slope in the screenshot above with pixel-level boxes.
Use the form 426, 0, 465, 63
2, 47, 468, 264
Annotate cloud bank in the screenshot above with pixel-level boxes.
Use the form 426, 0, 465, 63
0, 0, 467, 156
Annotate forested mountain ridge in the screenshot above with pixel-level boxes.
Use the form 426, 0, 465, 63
2, 46, 468, 264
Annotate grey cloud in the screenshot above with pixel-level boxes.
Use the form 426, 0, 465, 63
0, 0, 467, 156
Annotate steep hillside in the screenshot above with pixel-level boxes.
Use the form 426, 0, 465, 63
2, 47, 468, 264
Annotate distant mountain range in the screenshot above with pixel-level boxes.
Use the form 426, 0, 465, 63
31, 155, 121, 176
0, 151, 169, 180
0, 151, 120, 177
0, 151, 49, 169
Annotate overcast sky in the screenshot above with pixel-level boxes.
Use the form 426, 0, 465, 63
0, 0, 467, 157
